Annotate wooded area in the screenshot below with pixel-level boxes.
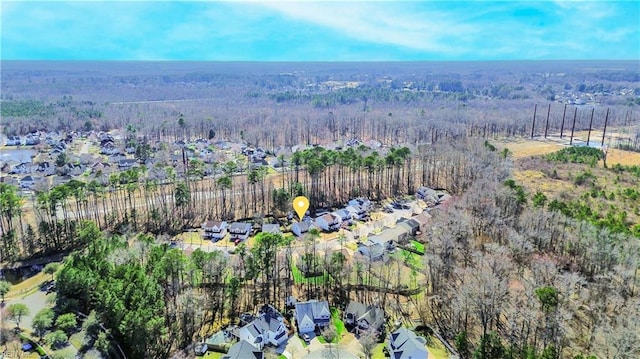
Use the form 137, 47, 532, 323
1, 61, 639, 359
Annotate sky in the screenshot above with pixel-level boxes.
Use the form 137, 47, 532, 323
1, 1, 639, 61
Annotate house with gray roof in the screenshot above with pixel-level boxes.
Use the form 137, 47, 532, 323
261, 223, 281, 235
345, 204, 368, 221
292, 221, 317, 237
229, 222, 252, 243
344, 301, 385, 335
387, 327, 428, 359
332, 209, 353, 224
357, 241, 385, 261
315, 213, 341, 232
295, 300, 331, 334
202, 220, 228, 241
222, 340, 264, 359
416, 186, 438, 204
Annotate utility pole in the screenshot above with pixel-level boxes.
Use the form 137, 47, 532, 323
560, 104, 567, 138
601, 108, 610, 147
544, 103, 551, 138
531, 104, 537, 138
587, 108, 594, 147
570, 107, 577, 145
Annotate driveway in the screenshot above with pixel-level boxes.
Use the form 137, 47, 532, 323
8, 290, 51, 332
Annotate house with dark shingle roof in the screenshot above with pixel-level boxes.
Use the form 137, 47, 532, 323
387, 327, 428, 359
229, 222, 252, 242
295, 300, 331, 334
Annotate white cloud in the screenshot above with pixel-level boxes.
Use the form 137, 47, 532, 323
255, 2, 475, 54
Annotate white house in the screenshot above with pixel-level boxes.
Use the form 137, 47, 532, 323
387, 327, 428, 359
332, 209, 352, 224
295, 300, 331, 334
6, 136, 22, 146
202, 221, 228, 241
237, 306, 288, 350
229, 222, 252, 243
348, 197, 372, 211
314, 213, 340, 232
292, 221, 316, 237
345, 204, 368, 220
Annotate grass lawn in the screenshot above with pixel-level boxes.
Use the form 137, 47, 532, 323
291, 263, 328, 285
178, 232, 205, 245
372, 343, 386, 359
345, 242, 358, 251
52, 346, 77, 358
410, 240, 425, 254
331, 309, 346, 337
427, 337, 450, 359
203, 351, 224, 358
69, 331, 85, 350
5, 272, 47, 300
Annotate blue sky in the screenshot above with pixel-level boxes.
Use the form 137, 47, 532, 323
1, 1, 639, 61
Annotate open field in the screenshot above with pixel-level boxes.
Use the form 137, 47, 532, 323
495, 136, 640, 166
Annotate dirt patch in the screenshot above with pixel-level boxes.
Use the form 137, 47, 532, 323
497, 139, 564, 158
496, 137, 640, 167
604, 148, 640, 166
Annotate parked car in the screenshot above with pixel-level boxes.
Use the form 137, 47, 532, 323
194, 343, 208, 356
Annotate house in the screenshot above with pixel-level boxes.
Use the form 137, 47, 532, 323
396, 218, 420, 237
348, 197, 372, 211
291, 221, 316, 237
235, 305, 288, 350
416, 186, 439, 204
222, 340, 264, 359
387, 327, 428, 359
243, 313, 288, 348
20, 175, 37, 189
10, 162, 33, 175
118, 158, 138, 169
35, 161, 55, 176
355, 306, 385, 335
344, 302, 386, 335
294, 300, 331, 334
261, 224, 281, 235
202, 221, 228, 241
357, 242, 385, 261
344, 301, 368, 326
100, 143, 121, 156
345, 204, 368, 221
6, 136, 22, 146
25, 135, 40, 146
332, 209, 352, 224
411, 213, 431, 234
229, 222, 252, 243
315, 213, 341, 232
